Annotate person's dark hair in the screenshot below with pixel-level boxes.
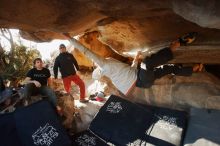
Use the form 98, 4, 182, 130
33, 58, 42, 65
59, 44, 66, 49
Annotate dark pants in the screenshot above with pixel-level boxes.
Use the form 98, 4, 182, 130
0, 88, 13, 104
136, 47, 193, 88
24, 83, 57, 106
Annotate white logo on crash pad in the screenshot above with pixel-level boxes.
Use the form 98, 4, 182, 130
106, 102, 123, 113
32, 123, 59, 146
157, 115, 177, 130
76, 134, 96, 146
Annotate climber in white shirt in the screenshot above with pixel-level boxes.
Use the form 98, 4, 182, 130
63, 32, 202, 96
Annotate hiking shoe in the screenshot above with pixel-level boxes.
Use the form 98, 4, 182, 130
79, 99, 89, 103
178, 32, 198, 45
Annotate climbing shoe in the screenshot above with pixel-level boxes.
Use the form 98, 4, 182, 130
79, 99, 89, 103
178, 32, 198, 45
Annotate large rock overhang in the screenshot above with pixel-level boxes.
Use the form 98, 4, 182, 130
1, 0, 220, 63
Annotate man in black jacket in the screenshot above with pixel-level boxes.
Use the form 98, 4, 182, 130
53, 44, 88, 103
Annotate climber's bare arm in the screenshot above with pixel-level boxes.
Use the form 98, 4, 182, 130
131, 51, 142, 68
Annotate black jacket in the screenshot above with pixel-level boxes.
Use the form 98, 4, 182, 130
53, 52, 79, 78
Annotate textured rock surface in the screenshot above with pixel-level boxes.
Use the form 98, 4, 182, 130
172, 0, 220, 29
72, 31, 132, 67
1, 0, 220, 62
127, 72, 220, 110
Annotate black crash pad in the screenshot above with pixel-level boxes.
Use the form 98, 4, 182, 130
89, 95, 187, 146
0, 100, 71, 146
183, 108, 220, 146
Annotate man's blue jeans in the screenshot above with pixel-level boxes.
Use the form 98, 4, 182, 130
0, 88, 13, 104
24, 83, 57, 106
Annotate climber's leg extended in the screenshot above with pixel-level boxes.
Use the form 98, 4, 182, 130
154, 64, 193, 79
142, 47, 174, 69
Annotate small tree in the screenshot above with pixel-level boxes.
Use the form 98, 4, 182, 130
0, 29, 41, 86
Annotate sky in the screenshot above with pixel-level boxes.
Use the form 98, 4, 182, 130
0, 29, 69, 60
